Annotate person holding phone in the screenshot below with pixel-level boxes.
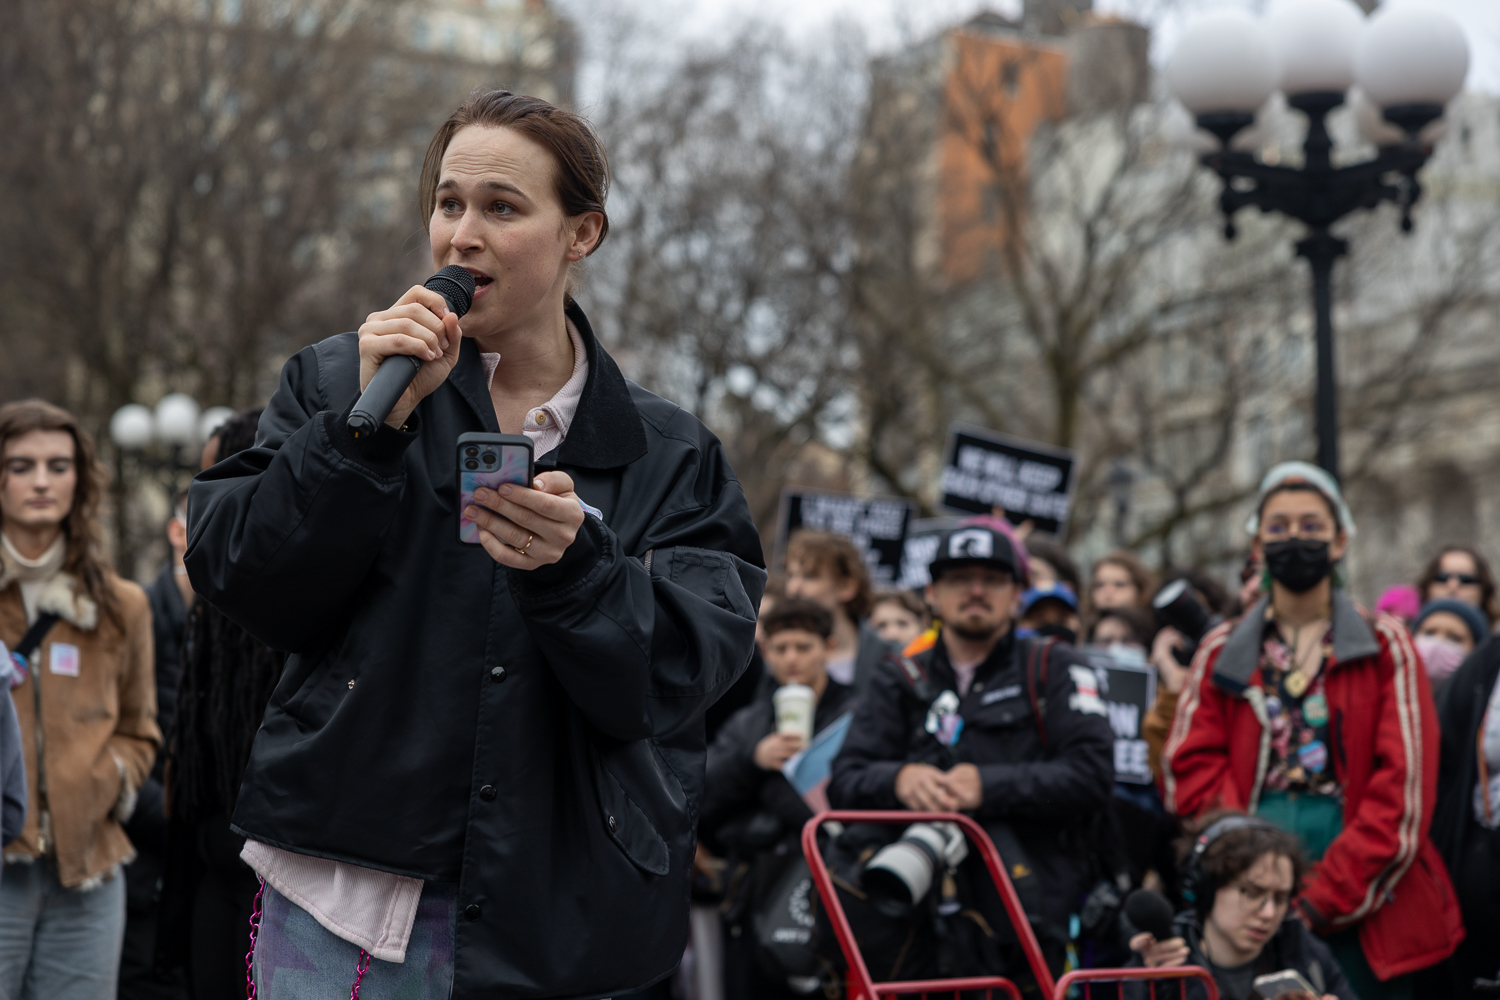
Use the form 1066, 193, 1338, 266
1127, 816, 1353, 1000
185, 90, 765, 999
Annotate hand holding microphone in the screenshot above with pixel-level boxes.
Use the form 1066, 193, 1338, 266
350, 265, 476, 437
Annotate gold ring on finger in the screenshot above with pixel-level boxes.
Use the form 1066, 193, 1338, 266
513, 533, 534, 556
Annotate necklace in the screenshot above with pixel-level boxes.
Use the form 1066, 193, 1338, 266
1276, 612, 1328, 698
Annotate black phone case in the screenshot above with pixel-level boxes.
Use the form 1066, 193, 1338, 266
457, 432, 535, 545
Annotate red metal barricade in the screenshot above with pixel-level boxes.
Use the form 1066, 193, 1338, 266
1054, 967, 1221, 1000
801, 811, 1050, 1000
802, 811, 1224, 1000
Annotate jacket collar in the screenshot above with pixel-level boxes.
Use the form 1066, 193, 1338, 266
446, 301, 648, 471
1214, 590, 1378, 694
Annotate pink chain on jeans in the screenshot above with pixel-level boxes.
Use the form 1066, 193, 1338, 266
350, 950, 373, 999
246, 878, 265, 1000
245, 877, 376, 1000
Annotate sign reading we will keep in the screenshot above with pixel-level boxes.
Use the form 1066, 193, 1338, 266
939, 424, 1076, 536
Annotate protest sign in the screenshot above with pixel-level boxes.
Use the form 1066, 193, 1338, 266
939, 424, 1076, 535
776, 489, 916, 585
1077, 646, 1158, 785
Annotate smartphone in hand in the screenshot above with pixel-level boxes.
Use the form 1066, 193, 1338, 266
457, 433, 534, 545
1251, 970, 1319, 999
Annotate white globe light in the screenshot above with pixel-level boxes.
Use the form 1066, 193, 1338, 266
109, 404, 155, 450
154, 393, 202, 447
1267, 0, 1366, 97
1166, 10, 1279, 115
199, 406, 237, 442
1355, 5, 1469, 108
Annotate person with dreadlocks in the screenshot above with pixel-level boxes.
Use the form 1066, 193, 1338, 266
155, 409, 286, 999
0, 400, 160, 999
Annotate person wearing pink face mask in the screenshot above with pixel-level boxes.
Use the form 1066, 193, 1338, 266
1411, 599, 1487, 701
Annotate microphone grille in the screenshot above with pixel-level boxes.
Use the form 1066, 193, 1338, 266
426, 265, 476, 318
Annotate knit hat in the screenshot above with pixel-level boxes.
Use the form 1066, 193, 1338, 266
1413, 598, 1489, 646
1244, 461, 1356, 538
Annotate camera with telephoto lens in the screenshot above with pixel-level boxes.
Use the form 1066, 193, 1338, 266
861, 823, 969, 918
1152, 579, 1217, 666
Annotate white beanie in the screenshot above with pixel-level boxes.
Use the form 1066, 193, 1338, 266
1245, 461, 1356, 538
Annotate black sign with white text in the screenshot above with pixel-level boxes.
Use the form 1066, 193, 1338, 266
776, 489, 916, 586
939, 424, 1076, 535
1077, 647, 1157, 785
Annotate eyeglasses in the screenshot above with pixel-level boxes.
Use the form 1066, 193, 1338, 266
1433, 572, 1481, 586
1232, 881, 1292, 912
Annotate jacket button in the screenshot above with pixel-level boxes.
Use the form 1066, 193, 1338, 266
464, 904, 481, 921
479, 784, 496, 801
607, 815, 617, 833
489, 666, 506, 683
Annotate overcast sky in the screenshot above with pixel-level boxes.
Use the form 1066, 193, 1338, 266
657, 0, 1499, 94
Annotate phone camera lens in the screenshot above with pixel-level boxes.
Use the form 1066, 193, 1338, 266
465, 446, 479, 458
464, 459, 479, 471
481, 452, 496, 465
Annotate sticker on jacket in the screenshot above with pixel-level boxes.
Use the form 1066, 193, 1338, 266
1067, 665, 1106, 716
49, 643, 80, 677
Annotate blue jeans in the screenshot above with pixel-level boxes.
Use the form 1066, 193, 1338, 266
0, 858, 126, 1000
252, 882, 456, 1000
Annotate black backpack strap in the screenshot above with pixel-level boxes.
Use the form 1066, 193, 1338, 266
1023, 636, 1058, 749
13, 612, 60, 662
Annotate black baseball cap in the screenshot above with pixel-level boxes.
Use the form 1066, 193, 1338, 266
928, 521, 1022, 582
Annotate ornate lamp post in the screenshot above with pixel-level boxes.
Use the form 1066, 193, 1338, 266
110, 394, 235, 493
1165, 0, 1469, 481
109, 395, 234, 571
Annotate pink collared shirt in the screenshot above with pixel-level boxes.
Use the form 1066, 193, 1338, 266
241, 320, 591, 962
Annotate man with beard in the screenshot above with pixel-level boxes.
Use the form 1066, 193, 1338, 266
829, 519, 1114, 981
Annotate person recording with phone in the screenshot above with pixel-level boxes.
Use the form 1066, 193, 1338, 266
185, 91, 765, 999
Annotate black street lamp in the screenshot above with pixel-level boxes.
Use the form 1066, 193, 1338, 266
1166, 0, 1469, 481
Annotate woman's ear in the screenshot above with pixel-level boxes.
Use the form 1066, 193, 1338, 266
567, 211, 605, 260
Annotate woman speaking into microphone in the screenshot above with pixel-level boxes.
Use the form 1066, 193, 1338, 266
185, 91, 765, 999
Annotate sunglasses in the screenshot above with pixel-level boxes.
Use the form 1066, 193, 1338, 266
1433, 572, 1481, 586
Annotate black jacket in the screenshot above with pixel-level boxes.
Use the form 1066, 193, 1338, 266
185, 303, 766, 999
1125, 910, 1354, 1000
125, 564, 190, 910
827, 629, 1114, 937
702, 680, 854, 847
1429, 638, 1500, 999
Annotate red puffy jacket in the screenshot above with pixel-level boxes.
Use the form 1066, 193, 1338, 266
1161, 593, 1462, 980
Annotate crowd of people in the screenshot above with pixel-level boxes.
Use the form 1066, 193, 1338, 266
0, 84, 1495, 1000
685, 462, 1500, 1000
0, 397, 1498, 1000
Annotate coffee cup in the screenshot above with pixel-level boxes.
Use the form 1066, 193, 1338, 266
773, 684, 815, 744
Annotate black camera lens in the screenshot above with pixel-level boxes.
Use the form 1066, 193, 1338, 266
465, 446, 479, 458
464, 459, 479, 471
481, 452, 496, 465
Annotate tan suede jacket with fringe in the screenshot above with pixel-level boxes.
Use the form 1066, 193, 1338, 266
0, 569, 159, 888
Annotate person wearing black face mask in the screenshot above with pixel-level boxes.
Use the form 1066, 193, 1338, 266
1161, 462, 1457, 1000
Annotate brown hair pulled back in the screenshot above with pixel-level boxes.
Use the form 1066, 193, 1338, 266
419, 90, 610, 253
0, 400, 119, 627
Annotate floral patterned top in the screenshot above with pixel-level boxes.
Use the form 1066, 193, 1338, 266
1258, 619, 1341, 798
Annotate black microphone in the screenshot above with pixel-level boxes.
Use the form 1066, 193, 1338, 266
347, 265, 476, 438
1124, 888, 1176, 942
